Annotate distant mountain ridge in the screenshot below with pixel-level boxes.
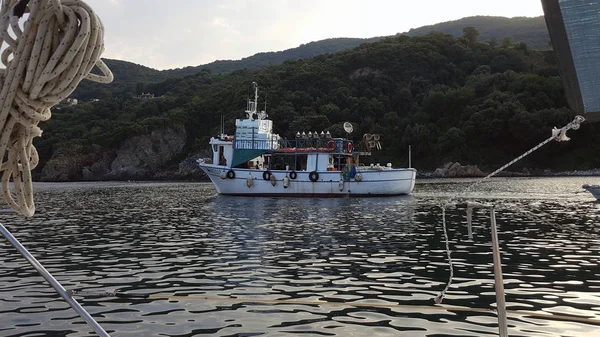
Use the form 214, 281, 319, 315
405, 16, 550, 50
73, 38, 379, 100
164, 37, 381, 77
73, 15, 549, 100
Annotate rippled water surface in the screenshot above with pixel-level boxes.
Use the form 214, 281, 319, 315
1, 177, 600, 336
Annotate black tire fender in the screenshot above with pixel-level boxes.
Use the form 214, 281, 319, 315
263, 170, 272, 180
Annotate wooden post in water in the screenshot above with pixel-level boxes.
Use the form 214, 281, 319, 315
490, 207, 509, 337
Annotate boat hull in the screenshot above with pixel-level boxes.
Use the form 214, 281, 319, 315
200, 164, 416, 196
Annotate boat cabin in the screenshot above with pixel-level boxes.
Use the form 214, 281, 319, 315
208, 82, 360, 173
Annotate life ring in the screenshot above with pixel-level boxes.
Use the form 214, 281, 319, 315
289, 171, 297, 180
263, 170, 272, 180
347, 142, 353, 152
226, 170, 235, 179
309, 171, 319, 182
327, 140, 336, 151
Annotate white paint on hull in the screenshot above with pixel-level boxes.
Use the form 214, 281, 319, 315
200, 164, 416, 196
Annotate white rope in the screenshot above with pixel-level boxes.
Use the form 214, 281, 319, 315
444, 115, 585, 207
434, 115, 585, 304
434, 205, 453, 304
0, 0, 113, 217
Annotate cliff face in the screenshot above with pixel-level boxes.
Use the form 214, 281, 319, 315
39, 124, 206, 181
108, 124, 187, 179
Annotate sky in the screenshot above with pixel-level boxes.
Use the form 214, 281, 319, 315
86, 0, 545, 70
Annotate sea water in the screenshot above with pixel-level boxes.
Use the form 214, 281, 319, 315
0, 177, 599, 336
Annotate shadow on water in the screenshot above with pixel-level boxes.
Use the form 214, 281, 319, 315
0, 180, 599, 336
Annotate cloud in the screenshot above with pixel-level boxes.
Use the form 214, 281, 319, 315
211, 17, 230, 28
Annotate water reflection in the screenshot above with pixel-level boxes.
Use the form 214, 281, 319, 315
0, 179, 599, 336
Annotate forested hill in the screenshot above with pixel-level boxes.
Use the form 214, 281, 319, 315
37, 30, 600, 181
163, 38, 381, 77
73, 38, 379, 100
72, 16, 549, 101
74, 59, 169, 100
405, 16, 549, 50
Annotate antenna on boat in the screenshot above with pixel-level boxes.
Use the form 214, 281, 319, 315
253, 81, 258, 115
245, 82, 260, 120
252, 82, 258, 119
220, 115, 224, 137
264, 91, 267, 113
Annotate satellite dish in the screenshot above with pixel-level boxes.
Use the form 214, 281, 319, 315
343, 122, 353, 134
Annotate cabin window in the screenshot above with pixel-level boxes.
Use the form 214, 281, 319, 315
212, 144, 218, 152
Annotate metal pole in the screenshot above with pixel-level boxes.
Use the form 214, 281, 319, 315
408, 145, 412, 168
0, 222, 111, 337
466, 206, 473, 240
490, 208, 508, 337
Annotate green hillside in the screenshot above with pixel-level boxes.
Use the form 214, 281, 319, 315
405, 16, 550, 50
164, 37, 381, 77
72, 38, 379, 101
39, 30, 600, 177
74, 59, 170, 100
72, 16, 550, 101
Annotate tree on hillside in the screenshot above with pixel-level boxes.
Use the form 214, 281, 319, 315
463, 27, 480, 45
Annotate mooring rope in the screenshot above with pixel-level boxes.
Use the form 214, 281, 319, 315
0, 0, 113, 217
434, 115, 585, 304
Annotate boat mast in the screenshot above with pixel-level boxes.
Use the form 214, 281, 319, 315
253, 82, 258, 120
254, 82, 258, 110
264, 92, 267, 115
246, 82, 259, 120
220, 115, 224, 138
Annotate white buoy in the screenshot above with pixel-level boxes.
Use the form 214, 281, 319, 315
270, 174, 276, 186
246, 175, 253, 188
355, 173, 362, 182
283, 176, 289, 188
220, 172, 227, 179
339, 179, 344, 191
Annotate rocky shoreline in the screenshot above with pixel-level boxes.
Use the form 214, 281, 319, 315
31, 158, 600, 183
417, 162, 600, 178
35, 124, 208, 182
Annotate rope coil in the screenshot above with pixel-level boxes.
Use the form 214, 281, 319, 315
0, 0, 113, 216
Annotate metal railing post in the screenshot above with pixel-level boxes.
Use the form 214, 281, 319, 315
490, 208, 509, 337
466, 206, 473, 240
0, 222, 111, 337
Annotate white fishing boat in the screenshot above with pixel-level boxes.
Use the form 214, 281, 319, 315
198, 82, 416, 196
582, 184, 600, 200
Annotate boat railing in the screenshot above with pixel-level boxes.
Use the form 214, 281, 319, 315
234, 138, 354, 153
234, 139, 279, 150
